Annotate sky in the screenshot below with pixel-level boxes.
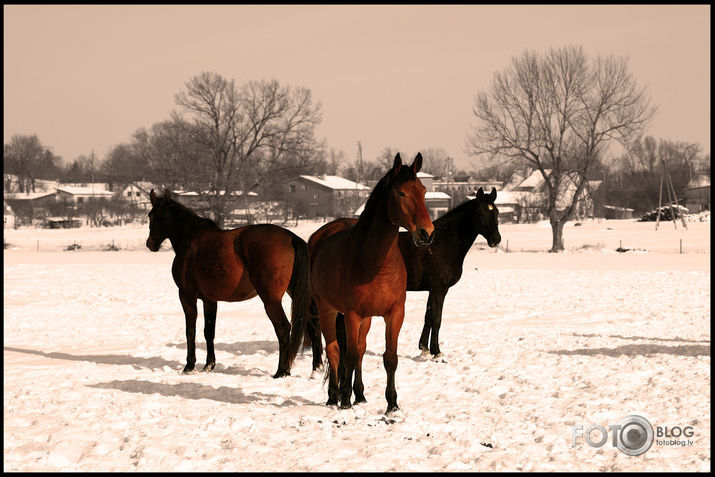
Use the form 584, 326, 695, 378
3, 5, 711, 172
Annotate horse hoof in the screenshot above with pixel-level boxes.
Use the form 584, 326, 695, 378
182, 366, 195, 374
385, 404, 400, 414
353, 396, 367, 405
203, 363, 215, 372
326, 399, 339, 407
273, 370, 290, 379
339, 402, 353, 410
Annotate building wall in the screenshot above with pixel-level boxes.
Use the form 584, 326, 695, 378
284, 178, 369, 218
684, 186, 711, 212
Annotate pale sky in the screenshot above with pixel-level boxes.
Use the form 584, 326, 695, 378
3, 5, 710, 171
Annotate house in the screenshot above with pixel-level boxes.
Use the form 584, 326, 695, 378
55, 184, 114, 205
5, 191, 58, 222
683, 175, 710, 213
119, 182, 157, 210
504, 169, 604, 222
284, 175, 371, 218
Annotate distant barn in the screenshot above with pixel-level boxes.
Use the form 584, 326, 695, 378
284, 175, 370, 218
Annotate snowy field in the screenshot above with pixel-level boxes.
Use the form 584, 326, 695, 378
3, 218, 711, 471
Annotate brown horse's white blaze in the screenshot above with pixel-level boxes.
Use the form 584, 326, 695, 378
308, 152, 434, 413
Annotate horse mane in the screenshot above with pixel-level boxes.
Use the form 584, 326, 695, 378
159, 196, 220, 230
358, 165, 417, 226
434, 192, 492, 228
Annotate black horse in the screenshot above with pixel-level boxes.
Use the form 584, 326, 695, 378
404, 186, 501, 357
146, 190, 310, 378
304, 187, 501, 370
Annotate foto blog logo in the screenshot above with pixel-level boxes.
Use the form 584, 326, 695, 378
572, 414, 695, 456
572, 414, 653, 456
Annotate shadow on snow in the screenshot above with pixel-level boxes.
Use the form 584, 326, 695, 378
87, 379, 320, 407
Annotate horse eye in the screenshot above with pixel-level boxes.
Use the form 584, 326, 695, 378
398, 191, 406, 197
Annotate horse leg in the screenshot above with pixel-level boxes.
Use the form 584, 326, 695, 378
339, 311, 361, 409
307, 311, 324, 373
179, 291, 198, 374
317, 303, 340, 406
383, 304, 405, 414
263, 299, 292, 378
202, 299, 217, 371
353, 316, 372, 404
429, 290, 447, 357
418, 298, 433, 353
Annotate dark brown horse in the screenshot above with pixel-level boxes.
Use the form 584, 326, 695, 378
146, 189, 309, 378
305, 187, 501, 370
308, 153, 435, 413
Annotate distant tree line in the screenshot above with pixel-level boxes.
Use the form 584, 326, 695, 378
3, 50, 710, 238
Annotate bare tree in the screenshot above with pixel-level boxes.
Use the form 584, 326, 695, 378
468, 46, 656, 251
419, 147, 451, 178
4, 134, 59, 193
132, 118, 209, 194
173, 72, 322, 227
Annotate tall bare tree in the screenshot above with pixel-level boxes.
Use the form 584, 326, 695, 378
173, 72, 322, 226
468, 46, 656, 251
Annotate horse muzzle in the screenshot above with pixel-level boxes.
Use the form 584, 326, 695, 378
487, 233, 502, 248
146, 237, 160, 252
413, 228, 435, 247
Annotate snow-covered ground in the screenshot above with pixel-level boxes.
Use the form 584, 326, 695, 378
3, 219, 710, 471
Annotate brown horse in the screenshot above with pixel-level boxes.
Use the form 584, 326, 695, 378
309, 153, 435, 413
146, 189, 309, 378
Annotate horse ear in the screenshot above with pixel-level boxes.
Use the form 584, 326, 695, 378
164, 189, 171, 199
391, 153, 402, 177
150, 189, 158, 205
476, 187, 484, 199
411, 152, 423, 173
489, 187, 497, 201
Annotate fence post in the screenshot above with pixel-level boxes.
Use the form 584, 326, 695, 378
506, 240, 509, 253
680, 239, 683, 254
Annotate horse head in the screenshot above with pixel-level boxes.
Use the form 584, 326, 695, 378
474, 187, 501, 248
385, 153, 435, 247
146, 189, 173, 252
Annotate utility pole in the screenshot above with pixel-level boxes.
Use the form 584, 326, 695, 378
448, 156, 454, 210
357, 141, 364, 186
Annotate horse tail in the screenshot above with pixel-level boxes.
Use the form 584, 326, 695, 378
322, 312, 347, 386
304, 300, 320, 350
287, 232, 310, 369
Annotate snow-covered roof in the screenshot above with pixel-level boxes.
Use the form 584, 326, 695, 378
176, 190, 258, 197
425, 191, 451, 200
56, 185, 113, 196
6, 191, 57, 200
517, 170, 551, 189
299, 175, 370, 190
686, 175, 710, 189
417, 172, 434, 178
